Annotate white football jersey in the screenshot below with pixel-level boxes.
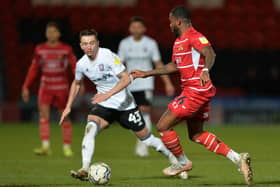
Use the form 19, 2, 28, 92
75, 48, 136, 111
118, 36, 161, 91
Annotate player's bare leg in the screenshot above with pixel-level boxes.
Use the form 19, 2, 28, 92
133, 126, 178, 165
157, 109, 192, 176
135, 105, 151, 157
59, 109, 73, 157
187, 118, 253, 186
34, 104, 51, 155
71, 115, 109, 181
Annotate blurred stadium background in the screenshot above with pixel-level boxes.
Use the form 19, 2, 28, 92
0, 0, 279, 124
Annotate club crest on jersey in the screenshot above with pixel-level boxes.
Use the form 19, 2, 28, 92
99, 64, 104, 71
178, 45, 184, 51
199, 37, 209, 44
143, 47, 148, 52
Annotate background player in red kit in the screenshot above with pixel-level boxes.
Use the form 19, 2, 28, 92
22, 22, 77, 157
132, 6, 253, 186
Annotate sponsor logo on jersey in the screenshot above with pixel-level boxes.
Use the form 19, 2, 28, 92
178, 45, 184, 51
199, 37, 209, 44
92, 73, 113, 82
114, 58, 121, 65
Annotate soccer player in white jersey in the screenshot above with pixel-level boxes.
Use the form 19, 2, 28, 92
59, 29, 178, 181
118, 17, 175, 157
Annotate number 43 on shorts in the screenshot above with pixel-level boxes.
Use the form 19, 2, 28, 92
128, 110, 144, 126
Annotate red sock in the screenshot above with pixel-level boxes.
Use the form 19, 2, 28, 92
39, 118, 50, 141
194, 132, 231, 156
159, 130, 183, 156
62, 121, 72, 145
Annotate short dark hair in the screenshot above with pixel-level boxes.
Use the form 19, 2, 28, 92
79, 29, 99, 41
46, 21, 60, 31
170, 6, 191, 21
129, 16, 145, 26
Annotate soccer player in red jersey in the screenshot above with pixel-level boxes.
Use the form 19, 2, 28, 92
22, 22, 77, 157
132, 6, 253, 186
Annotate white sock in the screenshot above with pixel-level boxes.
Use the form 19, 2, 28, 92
142, 112, 152, 132
135, 112, 152, 151
42, 140, 50, 148
177, 153, 191, 165
81, 120, 99, 170
226, 149, 241, 165
141, 134, 176, 164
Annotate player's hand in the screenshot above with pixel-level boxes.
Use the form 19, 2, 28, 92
200, 70, 210, 86
22, 88, 30, 103
59, 107, 71, 125
130, 70, 148, 79
165, 83, 175, 96
92, 93, 110, 104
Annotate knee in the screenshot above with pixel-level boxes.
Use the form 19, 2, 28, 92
39, 112, 49, 120
87, 115, 101, 124
156, 123, 169, 132
39, 106, 49, 119
134, 127, 150, 139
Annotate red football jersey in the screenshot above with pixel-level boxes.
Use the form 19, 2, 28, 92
23, 42, 76, 91
172, 27, 212, 90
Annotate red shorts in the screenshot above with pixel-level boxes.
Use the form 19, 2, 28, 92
168, 85, 216, 120
38, 88, 69, 110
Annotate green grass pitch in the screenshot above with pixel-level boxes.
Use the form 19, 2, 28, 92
0, 122, 280, 187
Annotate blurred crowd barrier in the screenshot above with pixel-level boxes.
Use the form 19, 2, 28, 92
0, 94, 279, 124
209, 97, 280, 124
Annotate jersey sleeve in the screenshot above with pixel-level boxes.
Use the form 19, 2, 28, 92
150, 40, 161, 63
22, 46, 40, 88
75, 63, 84, 81
110, 51, 126, 75
117, 40, 126, 63
66, 46, 77, 73
190, 33, 211, 51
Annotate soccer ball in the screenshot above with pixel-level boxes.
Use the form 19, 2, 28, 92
88, 162, 111, 185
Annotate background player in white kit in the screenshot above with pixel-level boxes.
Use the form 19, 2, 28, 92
59, 29, 178, 181
118, 17, 175, 157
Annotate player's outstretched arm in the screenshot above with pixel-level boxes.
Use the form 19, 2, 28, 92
154, 61, 175, 96
92, 71, 131, 104
131, 62, 178, 79
59, 80, 81, 125
199, 46, 216, 86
